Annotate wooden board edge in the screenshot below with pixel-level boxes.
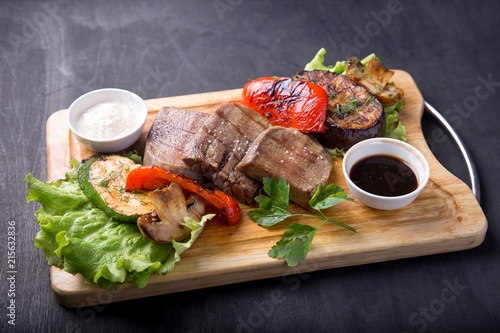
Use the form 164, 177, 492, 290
46, 111, 72, 181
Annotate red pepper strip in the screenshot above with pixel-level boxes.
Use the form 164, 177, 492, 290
213, 189, 241, 226
125, 165, 242, 225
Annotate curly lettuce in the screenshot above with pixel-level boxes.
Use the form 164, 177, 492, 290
305, 48, 377, 74
304, 48, 406, 142
26, 163, 211, 289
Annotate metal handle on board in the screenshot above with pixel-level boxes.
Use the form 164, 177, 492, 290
424, 101, 481, 203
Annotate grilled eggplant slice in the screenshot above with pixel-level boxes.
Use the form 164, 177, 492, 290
78, 155, 154, 222
297, 70, 385, 150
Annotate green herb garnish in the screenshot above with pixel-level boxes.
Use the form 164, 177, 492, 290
332, 99, 361, 118
249, 177, 356, 267
99, 178, 110, 187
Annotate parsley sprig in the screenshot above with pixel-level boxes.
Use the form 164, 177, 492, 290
249, 177, 356, 267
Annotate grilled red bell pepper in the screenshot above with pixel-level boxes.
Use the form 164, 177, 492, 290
125, 165, 242, 225
241, 76, 328, 132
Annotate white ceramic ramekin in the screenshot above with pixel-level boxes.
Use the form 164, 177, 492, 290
67, 88, 147, 153
342, 138, 430, 210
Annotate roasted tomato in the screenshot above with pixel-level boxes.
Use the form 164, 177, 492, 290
241, 76, 329, 132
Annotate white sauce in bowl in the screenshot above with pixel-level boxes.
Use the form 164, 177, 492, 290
77, 102, 139, 140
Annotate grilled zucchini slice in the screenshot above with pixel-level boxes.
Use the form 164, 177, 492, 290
78, 155, 154, 223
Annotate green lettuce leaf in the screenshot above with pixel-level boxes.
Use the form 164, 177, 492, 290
384, 99, 406, 141
304, 48, 344, 72
26, 169, 87, 216
25, 168, 212, 289
305, 48, 377, 75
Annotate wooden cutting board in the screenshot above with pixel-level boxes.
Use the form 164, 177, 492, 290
45, 70, 487, 308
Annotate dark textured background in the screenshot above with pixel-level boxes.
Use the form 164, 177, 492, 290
1, 0, 499, 332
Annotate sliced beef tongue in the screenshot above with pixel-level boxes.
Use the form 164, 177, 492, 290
237, 126, 333, 209
183, 102, 270, 205
143, 106, 209, 182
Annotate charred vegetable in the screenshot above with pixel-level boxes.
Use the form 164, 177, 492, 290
344, 56, 404, 107
303, 48, 406, 142
78, 155, 154, 223
297, 70, 385, 150
126, 165, 242, 225
241, 76, 329, 132
137, 183, 205, 243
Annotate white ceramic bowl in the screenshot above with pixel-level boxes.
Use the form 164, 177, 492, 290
342, 138, 430, 210
67, 88, 147, 153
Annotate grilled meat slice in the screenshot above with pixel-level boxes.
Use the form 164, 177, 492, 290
182, 102, 270, 205
143, 106, 209, 182
237, 126, 332, 209
345, 56, 404, 107
297, 70, 385, 150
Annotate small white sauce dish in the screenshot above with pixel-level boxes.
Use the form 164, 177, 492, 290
342, 138, 430, 210
67, 88, 147, 153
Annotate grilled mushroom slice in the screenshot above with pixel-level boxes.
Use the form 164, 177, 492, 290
137, 183, 205, 244
344, 56, 404, 107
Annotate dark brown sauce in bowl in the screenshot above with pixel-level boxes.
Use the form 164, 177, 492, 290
349, 155, 418, 197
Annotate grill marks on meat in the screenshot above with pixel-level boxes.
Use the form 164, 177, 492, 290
297, 70, 385, 150
238, 126, 332, 209
143, 106, 209, 182
183, 102, 270, 205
